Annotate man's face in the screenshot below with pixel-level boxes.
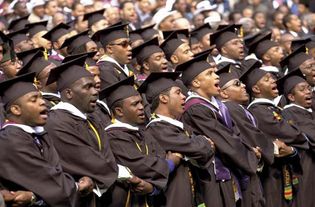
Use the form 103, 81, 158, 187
69, 77, 98, 113
144, 51, 168, 73
193, 14, 204, 29
109, 38, 132, 64
274, 13, 285, 29
265, 46, 284, 67
85, 41, 100, 61
299, 58, 315, 86
222, 38, 245, 61
0, 58, 22, 78
164, 86, 186, 118
13, 91, 48, 126
138, 0, 151, 13
121, 2, 138, 23
72, 3, 85, 17
45, 1, 59, 15
221, 79, 249, 104
159, 15, 175, 30
87, 66, 101, 92
200, 33, 211, 51
194, 64, 220, 97
120, 95, 145, 125
15, 2, 28, 16
91, 19, 108, 33
16, 39, 35, 52
279, 33, 294, 55
37, 63, 57, 91
191, 43, 202, 55
75, 16, 88, 33
172, 42, 194, 65
33, 5, 45, 18
289, 81, 312, 109
254, 12, 266, 29
287, 15, 302, 33
105, 7, 120, 25
255, 73, 279, 99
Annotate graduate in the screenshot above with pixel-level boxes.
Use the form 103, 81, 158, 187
7, 28, 34, 52
280, 69, 315, 207
190, 23, 214, 52
83, 9, 108, 34
93, 23, 134, 88
16, 50, 60, 109
177, 53, 258, 207
0, 73, 94, 207
243, 60, 309, 207
44, 56, 120, 207
26, 21, 52, 51
139, 72, 215, 207
102, 77, 181, 206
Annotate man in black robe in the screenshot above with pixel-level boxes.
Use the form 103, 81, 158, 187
280, 69, 315, 207
44, 55, 127, 207
0, 73, 94, 207
176, 53, 259, 207
243, 61, 309, 207
92, 23, 134, 88
139, 72, 215, 207
101, 76, 181, 206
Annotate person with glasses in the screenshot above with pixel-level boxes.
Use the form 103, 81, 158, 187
280, 45, 315, 113
243, 59, 309, 207
177, 52, 258, 207
0, 56, 22, 79
93, 23, 134, 88
281, 69, 315, 207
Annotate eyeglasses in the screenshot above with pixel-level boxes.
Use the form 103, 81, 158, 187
221, 79, 242, 90
303, 63, 315, 71
109, 40, 132, 48
0, 59, 22, 67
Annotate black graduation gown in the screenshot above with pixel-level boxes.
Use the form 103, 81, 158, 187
182, 99, 258, 207
98, 61, 129, 88
0, 126, 78, 207
311, 91, 315, 116
0, 103, 4, 127
44, 109, 118, 207
248, 101, 309, 207
105, 125, 169, 207
42, 93, 61, 109
283, 105, 315, 207
145, 119, 214, 207
224, 101, 275, 207
89, 101, 112, 129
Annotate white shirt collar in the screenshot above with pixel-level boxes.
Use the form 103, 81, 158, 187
283, 103, 312, 113
41, 91, 60, 98
146, 114, 184, 129
289, 30, 298, 37
216, 55, 238, 65
51, 102, 87, 120
105, 119, 139, 131
97, 55, 129, 76
186, 92, 220, 110
260, 65, 279, 73
96, 99, 111, 115
244, 53, 260, 61
2, 123, 44, 134
247, 98, 275, 109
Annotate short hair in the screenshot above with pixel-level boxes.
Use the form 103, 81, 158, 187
120, 0, 133, 10
110, 99, 124, 116
150, 88, 171, 112
283, 13, 294, 29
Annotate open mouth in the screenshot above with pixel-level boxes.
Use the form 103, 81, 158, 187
39, 108, 48, 119
138, 113, 145, 119
90, 99, 97, 107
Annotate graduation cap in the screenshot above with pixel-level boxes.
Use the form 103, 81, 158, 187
8, 15, 30, 32
209, 24, 241, 50
279, 46, 312, 72
137, 24, 159, 41
192, 47, 216, 62
307, 41, 315, 50
129, 29, 144, 44
83, 9, 106, 28
46, 55, 93, 91
190, 23, 213, 41
162, 29, 189, 41
0, 32, 15, 63
26, 21, 48, 38
160, 31, 185, 60
291, 37, 313, 52
59, 30, 92, 53
16, 47, 45, 65
216, 63, 239, 88
92, 23, 129, 47
99, 76, 138, 108
189, 33, 199, 46
42, 23, 70, 42
243, 31, 262, 49
7, 28, 29, 45
16, 50, 51, 76
132, 37, 162, 65
176, 52, 213, 86
277, 69, 306, 97
247, 32, 278, 59
138, 72, 180, 103
239, 60, 265, 92
0, 72, 37, 107
62, 51, 97, 63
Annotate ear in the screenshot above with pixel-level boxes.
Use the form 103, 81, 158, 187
262, 53, 271, 62
142, 61, 150, 71
91, 24, 96, 33
106, 45, 113, 54
287, 93, 295, 102
159, 94, 169, 104
191, 78, 200, 88
219, 89, 229, 99
221, 45, 227, 55
170, 55, 178, 64
10, 104, 22, 116
64, 88, 73, 100
252, 84, 260, 94
113, 106, 124, 118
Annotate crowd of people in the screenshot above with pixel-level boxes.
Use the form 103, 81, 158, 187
0, 0, 315, 206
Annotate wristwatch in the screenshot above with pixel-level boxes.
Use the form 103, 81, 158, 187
29, 193, 36, 206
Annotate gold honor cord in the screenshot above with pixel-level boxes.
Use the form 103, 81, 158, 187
87, 120, 102, 151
